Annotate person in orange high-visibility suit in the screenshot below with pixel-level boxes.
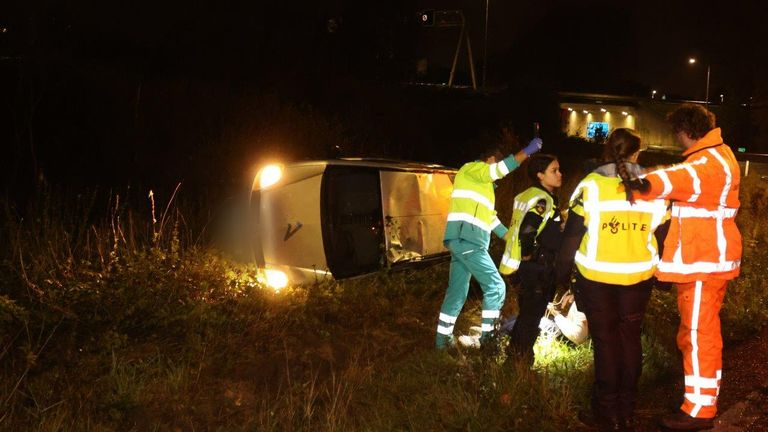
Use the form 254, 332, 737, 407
632, 104, 742, 431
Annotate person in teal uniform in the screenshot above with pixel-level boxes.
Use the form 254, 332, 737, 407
436, 136, 543, 349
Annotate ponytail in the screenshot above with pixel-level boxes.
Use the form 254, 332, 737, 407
603, 128, 641, 203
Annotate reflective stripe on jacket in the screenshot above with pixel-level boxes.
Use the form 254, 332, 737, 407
499, 187, 555, 274
444, 155, 520, 248
571, 171, 669, 285
638, 128, 742, 283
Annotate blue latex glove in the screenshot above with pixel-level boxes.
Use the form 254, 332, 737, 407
523, 138, 543, 156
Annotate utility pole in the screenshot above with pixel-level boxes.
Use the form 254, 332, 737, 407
705, 64, 711, 106
419, 10, 477, 90
688, 57, 711, 106
482, 0, 489, 90
447, 12, 477, 90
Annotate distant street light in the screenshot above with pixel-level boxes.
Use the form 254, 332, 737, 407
687, 57, 711, 106
420, 10, 435, 26
651, 89, 657, 99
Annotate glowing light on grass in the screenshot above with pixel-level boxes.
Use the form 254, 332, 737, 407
536, 317, 561, 350
264, 269, 288, 290
530, 313, 593, 370
259, 164, 283, 189
533, 332, 592, 370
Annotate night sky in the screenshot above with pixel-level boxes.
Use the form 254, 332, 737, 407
416, 0, 767, 100
5, 1, 766, 94
2, 1, 767, 195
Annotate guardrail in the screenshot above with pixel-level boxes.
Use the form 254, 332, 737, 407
737, 154, 768, 177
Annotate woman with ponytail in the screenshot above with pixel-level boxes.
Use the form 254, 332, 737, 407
555, 128, 670, 431
604, 129, 644, 203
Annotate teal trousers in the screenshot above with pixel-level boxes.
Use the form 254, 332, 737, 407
436, 239, 506, 348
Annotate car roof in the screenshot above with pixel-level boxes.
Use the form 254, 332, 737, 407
286, 158, 457, 173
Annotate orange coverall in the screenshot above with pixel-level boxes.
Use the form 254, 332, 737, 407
638, 127, 742, 419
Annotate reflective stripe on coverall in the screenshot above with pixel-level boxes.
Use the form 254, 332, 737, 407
638, 127, 742, 418
437, 239, 506, 346
437, 156, 519, 348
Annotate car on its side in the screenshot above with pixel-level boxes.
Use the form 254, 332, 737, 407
250, 158, 457, 289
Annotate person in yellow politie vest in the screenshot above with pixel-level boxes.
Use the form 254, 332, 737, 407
556, 128, 670, 431
498, 153, 564, 365
435, 135, 543, 349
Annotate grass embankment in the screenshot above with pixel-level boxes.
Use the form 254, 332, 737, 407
1, 174, 767, 431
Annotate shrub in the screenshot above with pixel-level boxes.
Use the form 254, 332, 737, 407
1, 173, 766, 431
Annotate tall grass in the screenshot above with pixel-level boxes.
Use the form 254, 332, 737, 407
1, 173, 767, 431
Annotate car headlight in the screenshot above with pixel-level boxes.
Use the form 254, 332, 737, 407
259, 164, 283, 189
264, 269, 288, 290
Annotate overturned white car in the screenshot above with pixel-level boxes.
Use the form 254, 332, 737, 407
250, 159, 457, 289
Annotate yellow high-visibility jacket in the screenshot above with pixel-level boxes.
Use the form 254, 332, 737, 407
499, 187, 556, 274
444, 156, 520, 248
570, 169, 670, 286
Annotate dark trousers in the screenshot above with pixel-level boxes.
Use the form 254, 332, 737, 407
574, 272, 652, 421
508, 260, 556, 364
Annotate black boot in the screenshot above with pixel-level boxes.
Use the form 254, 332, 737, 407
659, 410, 714, 431
578, 409, 620, 431
619, 415, 638, 432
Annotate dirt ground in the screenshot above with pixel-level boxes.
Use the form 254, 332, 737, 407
719, 325, 768, 431
630, 325, 768, 431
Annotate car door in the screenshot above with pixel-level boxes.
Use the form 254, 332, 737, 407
379, 170, 453, 265
321, 166, 385, 279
